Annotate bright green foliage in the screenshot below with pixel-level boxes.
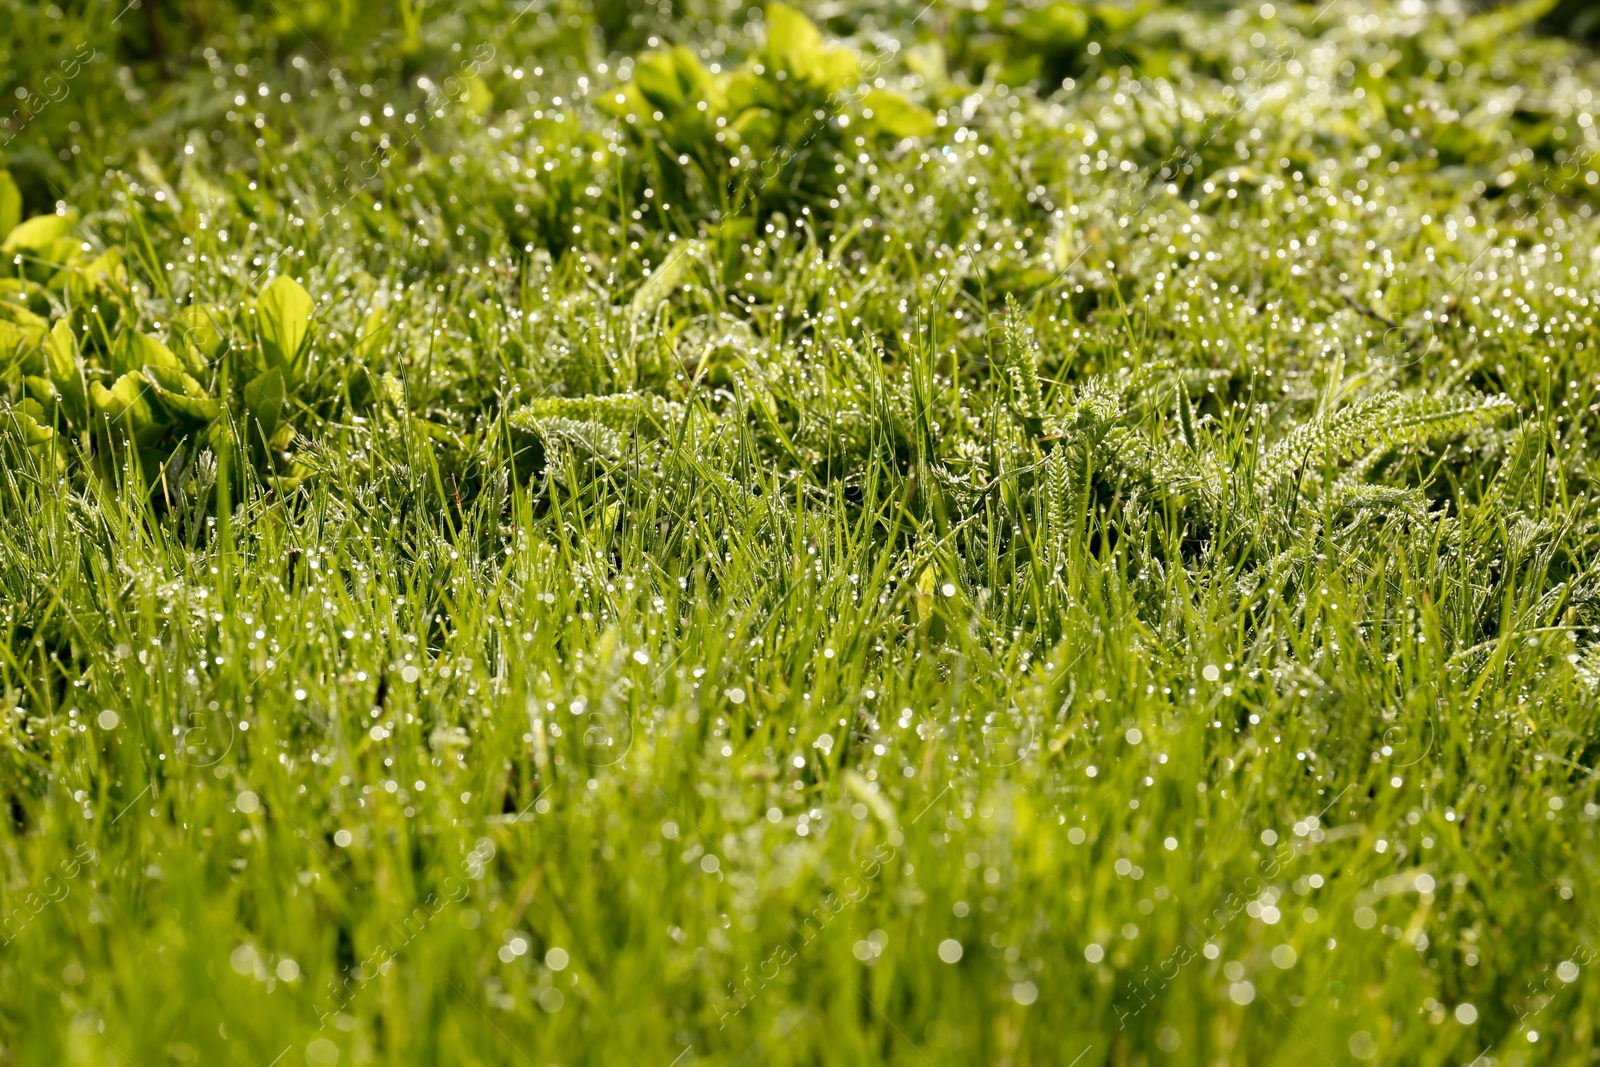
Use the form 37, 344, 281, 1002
3, 2, 1600, 1066
606, 2, 933, 222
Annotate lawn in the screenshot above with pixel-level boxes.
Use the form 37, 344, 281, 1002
3, 0, 1600, 1064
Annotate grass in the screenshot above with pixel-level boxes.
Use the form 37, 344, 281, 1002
4, 0, 1600, 1064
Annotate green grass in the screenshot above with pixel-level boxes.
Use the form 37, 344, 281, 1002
4, 0, 1600, 1064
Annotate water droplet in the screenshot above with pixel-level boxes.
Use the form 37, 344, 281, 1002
305, 1038, 340, 1066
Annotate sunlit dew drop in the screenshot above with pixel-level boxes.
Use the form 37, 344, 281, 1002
1202, 664, 1221, 682
230, 944, 259, 975
1011, 981, 1038, 1005
305, 1038, 339, 1067
1455, 1003, 1478, 1024
1558, 960, 1580, 982
400, 665, 420, 683
333, 830, 353, 847
1083, 943, 1104, 963
236, 791, 260, 814
938, 939, 963, 963
97, 710, 119, 730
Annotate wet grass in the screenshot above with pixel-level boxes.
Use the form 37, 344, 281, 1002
4, 1, 1600, 1064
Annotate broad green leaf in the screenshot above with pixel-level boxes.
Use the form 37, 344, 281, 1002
115, 330, 185, 378
24, 375, 58, 419
1091, 1, 1144, 33
0, 320, 32, 370
725, 70, 777, 115
176, 305, 226, 373
730, 106, 780, 148
45, 319, 88, 426
1018, 3, 1089, 46
244, 367, 287, 439
1, 213, 74, 255
632, 47, 717, 114
67, 248, 127, 303
0, 170, 19, 242
145, 363, 222, 422
257, 276, 314, 370
40, 237, 90, 282
8, 404, 57, 447
759, 2, 859, 91
461, 74, 495, 117
0, 302, 46, 377
631, 54, 680, 112
91, 371, 157, 437
863, 89, 935, 139
809, 48, 860, 93
765, 2, 826, 73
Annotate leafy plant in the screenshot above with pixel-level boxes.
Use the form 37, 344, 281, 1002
607, 2, 934, 222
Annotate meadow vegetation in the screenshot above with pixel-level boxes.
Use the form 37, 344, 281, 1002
4, 0, 1600, 1063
